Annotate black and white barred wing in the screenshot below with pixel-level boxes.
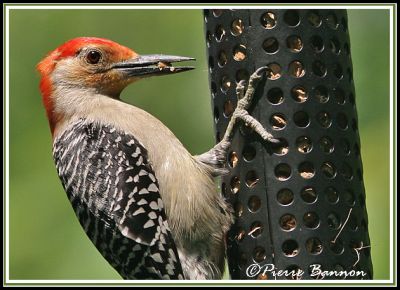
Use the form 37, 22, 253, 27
53, 119, 184, 279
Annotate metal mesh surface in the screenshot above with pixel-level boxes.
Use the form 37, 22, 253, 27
204, 9, 373, 280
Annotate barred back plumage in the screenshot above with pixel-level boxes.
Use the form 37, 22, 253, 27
53, 118, 184, 279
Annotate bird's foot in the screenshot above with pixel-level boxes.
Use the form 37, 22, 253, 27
197, 66, 278, 175
222, 66, 279, 144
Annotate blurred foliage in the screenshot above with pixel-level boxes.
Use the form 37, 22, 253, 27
8, 8, 390, 280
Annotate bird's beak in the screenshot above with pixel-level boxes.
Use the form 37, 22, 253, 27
112, 54, 195, 77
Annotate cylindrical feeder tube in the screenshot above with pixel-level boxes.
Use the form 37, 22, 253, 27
204, 9, 373, 280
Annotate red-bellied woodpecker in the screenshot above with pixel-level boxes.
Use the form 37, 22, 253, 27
37, 37, 278, 280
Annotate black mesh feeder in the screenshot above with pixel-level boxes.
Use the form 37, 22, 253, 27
204, 9, 373, 280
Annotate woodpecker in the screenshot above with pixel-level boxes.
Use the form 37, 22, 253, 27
37, 37, 277, 280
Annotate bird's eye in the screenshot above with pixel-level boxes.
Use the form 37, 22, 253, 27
86, 50, 102, 64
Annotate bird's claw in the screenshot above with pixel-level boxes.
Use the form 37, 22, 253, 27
253, 66, 271, 78
224, 65, 276, 144
268, 137, 282, 144
200, 66, 278, 173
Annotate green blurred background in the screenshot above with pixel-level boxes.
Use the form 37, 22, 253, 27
8, 8, 391, 280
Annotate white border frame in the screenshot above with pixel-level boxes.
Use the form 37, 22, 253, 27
4, 4, 396, 285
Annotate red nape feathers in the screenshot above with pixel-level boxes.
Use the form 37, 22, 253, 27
37, 37, 136, 135
38, 75, 58, 134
